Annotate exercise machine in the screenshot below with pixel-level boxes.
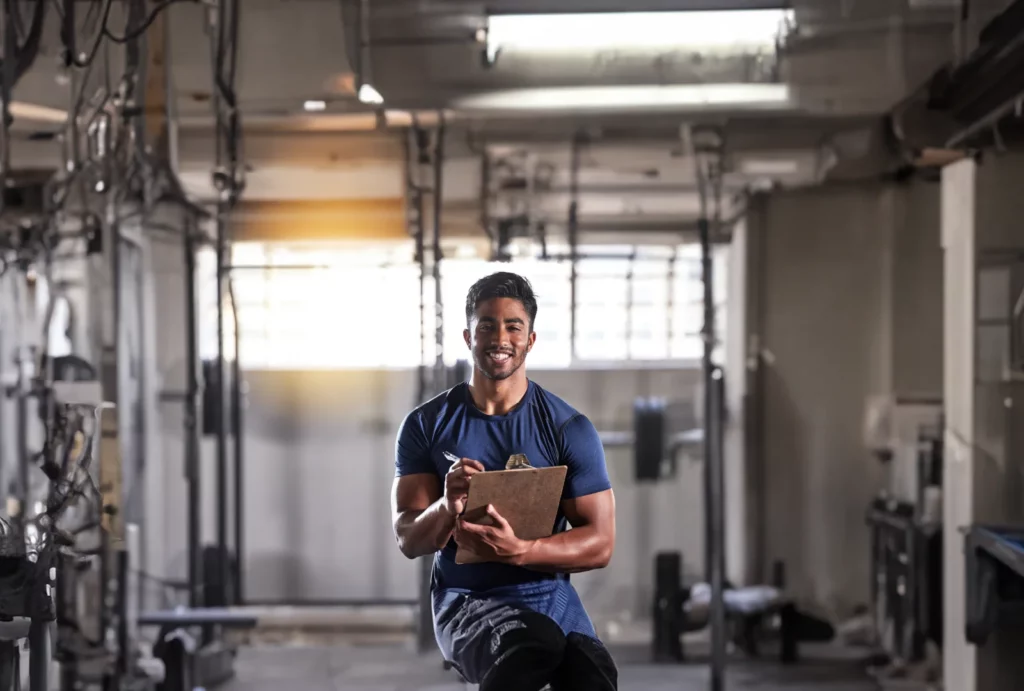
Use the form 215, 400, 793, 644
863, 399, 943, 678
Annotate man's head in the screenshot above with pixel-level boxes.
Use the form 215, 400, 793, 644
464, 272, 537, 382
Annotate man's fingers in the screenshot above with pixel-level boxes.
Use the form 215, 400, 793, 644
460, 458, 485, 473
457, 519, 489, 537
485, 504, 510, 529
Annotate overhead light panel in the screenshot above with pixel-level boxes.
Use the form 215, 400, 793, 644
739, 158, 801, 176
453, 83, 791, 113
303, 100, 327, 112
358, 84, 384, 106
486, 9, 793, 62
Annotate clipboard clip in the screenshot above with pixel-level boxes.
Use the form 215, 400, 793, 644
505, 454, 533, 470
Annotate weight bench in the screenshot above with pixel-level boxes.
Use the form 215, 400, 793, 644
686, 585, 812, 663
139, 608, 259, 691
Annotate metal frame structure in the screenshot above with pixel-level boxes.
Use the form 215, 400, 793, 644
691, 126, 728, 691
406, 115, 448, 652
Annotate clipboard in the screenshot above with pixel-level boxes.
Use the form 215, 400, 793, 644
455, 464, 568, 565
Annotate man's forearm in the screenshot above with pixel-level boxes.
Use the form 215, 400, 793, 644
513, 525, 612, 573
396, 500, 457, 559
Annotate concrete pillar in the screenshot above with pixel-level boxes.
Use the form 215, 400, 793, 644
942, 152, 1024, 691
941, 157, 977, 691
724, 219, 749, 585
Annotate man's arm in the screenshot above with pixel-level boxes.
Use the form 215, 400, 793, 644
516, 489, 616, 572
391, 474, 455, 559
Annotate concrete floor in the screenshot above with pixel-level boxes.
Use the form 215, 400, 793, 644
222, 641, 875, 691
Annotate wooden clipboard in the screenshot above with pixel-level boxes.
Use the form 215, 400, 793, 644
455, 465, 568, 565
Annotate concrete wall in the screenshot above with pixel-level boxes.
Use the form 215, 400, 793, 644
746, 180, 942, 617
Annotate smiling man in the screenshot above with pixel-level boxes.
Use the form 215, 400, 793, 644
391, 272, 618, 691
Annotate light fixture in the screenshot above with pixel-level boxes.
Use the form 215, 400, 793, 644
303, 99, 327, 112
485, 9, 793, 63
453, 84, 791, 113
358, 84, 385, 106
739, 158, 801, 176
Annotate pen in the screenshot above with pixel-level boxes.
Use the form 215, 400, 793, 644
443, 451, 460, 464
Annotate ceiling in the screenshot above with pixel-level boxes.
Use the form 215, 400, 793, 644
3, 0, 979, 240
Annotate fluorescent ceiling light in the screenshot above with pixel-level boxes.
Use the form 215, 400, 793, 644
486, 9, 793, 61
358, 84, 384, 106
739, 158, 801, 176
453, 84, 791, 113
303, 99, 327, 112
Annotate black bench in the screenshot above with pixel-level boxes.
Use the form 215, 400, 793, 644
139, 608, 259, 691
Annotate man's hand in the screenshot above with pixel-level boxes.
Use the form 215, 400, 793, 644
443, 458, 485, 516
453, 504, 532, 565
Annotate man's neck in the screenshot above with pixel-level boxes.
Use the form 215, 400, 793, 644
468, 370, 529, 416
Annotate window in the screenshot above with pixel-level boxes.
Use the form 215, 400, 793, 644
201, 240, 728, 370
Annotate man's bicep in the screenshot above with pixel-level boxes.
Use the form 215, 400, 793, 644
561, 488, 615, 530
391, 474, 442, 520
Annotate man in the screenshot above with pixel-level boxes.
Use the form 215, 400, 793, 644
391, 272, 618, 691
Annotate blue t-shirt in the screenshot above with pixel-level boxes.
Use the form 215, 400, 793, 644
394, 380, 612, 637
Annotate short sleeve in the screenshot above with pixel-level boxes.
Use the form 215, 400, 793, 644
559, 414, 612, 499
395, 411, 435, 477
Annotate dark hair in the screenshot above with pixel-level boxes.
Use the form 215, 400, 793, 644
465, 272, 538, 330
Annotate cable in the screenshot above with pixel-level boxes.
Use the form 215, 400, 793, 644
69, 0, 114, 69
103, 0, 200, 44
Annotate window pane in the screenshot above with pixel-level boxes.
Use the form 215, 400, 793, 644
220, 239, 727, 370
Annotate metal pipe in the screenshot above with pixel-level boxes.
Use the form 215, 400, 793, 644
699, 212, 714, 584
358, 0, 372, 91
243, 597, 419, 607
0, 0, 15, 217
183, 219, 202, 609
28, 619, 48, 691
568, 133, 581, 360
432, 114, 446, 378
229, 286, 244, 604
709, 367, 727, 691
945, 90, 1024, 149
410, 129, 428, 404
125, 523, 140, 666
215, 208, 228, 610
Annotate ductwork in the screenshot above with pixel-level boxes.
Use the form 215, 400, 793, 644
926, 0, 1024, 148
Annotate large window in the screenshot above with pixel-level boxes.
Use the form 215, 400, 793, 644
200, 240, 728, 370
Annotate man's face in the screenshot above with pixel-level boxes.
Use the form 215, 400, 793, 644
464, 297, 536, 381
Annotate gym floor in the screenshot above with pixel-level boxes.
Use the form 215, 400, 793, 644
223, 642, 874, 691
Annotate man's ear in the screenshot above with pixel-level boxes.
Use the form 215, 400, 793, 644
527, 331, 537, 352
463, 329, 472, 349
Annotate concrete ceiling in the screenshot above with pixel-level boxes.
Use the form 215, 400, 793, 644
3, 0, 969, 240
11, 0, 959, 125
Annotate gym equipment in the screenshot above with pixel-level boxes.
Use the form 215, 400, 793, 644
865, 413, 943, 668
652, 552, 685, 662
964, 526, 1024, 646
634, 400, 668, 482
